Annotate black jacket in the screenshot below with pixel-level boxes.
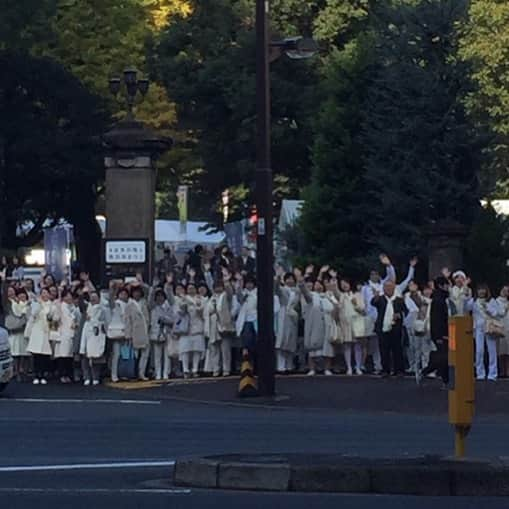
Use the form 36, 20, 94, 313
430, 288, 449, 343
371, 295, 407, 335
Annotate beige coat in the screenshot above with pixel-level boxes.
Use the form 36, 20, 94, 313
125, 298, 150, 349
55, 303, 80, 358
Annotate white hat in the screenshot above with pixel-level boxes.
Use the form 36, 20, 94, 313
452, 270, 467, 280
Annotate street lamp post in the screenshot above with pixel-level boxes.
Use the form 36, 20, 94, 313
255, 2, 318, 397
255, 0, 274, 397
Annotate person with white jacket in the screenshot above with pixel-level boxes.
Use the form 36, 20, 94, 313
148, 286, 175, 380
204, 276, 238, 377
107, 281, 129, 383
55, 290, 81, 383
80, 291, 107, 386
26, 288, 53, 385
468, 284, 501, 381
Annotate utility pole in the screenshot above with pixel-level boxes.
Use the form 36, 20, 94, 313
255, 0, 275, 396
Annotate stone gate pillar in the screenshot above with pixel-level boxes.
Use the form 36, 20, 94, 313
102, 119, 170, 281
427, 219, 468, 280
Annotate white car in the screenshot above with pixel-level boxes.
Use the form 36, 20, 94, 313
0, 327, 13, 392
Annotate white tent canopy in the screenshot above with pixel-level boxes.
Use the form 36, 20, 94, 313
155, 220, 224, 244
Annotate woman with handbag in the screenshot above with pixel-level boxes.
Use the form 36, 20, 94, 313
148, 286, 175, 380
107, 281, 129, 383
3, 285, 30, 381
27, 288, 53, 385
470, 284, 501, 381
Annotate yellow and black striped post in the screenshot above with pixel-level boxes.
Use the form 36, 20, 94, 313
238, 353, 258, 398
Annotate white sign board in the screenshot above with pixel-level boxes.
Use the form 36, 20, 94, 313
105, 241, 146, 264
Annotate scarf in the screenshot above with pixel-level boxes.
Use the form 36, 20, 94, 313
383, 294, 398, 333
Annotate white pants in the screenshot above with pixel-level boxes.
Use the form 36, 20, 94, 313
181, 351, 202, 374
367, 335, 382, 372
152, 342, 172, 379
343, 342, 362, 371
406, 331, 419, 372
475, 330, 498, 380
136, 347, 150, 379
206, 339, 232, 375
276, 350, 294, 372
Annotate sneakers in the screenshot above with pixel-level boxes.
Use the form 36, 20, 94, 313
83, 379, 91, 386
346, 368, 353, 376
324, 369, 333, 376
223, 372, 230, 377
306, 369, 316, 376
111, 376, 119, 383
40, 378, 48, 385
32, 378, 40, 385
92, 380, 100, 386
355, 368, 363, 376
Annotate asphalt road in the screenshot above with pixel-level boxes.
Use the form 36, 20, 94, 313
1, 378, 509, 508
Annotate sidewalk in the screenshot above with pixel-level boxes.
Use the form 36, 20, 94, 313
173, 452, 509, 495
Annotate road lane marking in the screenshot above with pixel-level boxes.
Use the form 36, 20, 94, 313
0, 488, 191, 494
3, 398, 160, 405
0, 460, 175, 472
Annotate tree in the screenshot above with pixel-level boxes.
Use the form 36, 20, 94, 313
459, 0, 509, 183
358, 0, 483, 263
0, 50, 108, 277
153, 0, 321, 223
299, 37, 374, 279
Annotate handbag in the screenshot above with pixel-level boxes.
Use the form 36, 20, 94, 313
5, 314, 26, 332
118, 343, 136, 380
414, 319, 426, 336
174, 313, 190, 337
486, 319, 505, 338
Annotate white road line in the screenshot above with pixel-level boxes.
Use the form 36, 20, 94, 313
3, 398, 160, 405
0, 460, 175, 473
0, 488, 191, 494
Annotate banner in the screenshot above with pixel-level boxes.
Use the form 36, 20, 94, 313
177, 185, 188, 235
44, 226, 70, 283
224, 220, 244, 257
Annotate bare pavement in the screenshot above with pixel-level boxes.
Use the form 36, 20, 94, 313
1, 375, 509, 508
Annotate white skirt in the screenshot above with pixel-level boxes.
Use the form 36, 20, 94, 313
9, 332, 30, 357
179, 334, 205, 355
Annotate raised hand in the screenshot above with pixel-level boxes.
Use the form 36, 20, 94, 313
319, 265, 330, 274
379, 254, 391, 266
305, 264, 314, 275
410, 257, 418, 267
441, 267, 451, 279
293, 267, 304, 282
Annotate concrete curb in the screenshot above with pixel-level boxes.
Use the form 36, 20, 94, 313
173, 454, 509, 495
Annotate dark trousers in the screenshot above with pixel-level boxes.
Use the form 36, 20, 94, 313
33, 354, 50, 378
57, 357, 73, 378
379, 329, 404, 375
422, 339, 449, 384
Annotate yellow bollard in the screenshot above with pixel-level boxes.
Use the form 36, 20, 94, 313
448, 316, 475, 458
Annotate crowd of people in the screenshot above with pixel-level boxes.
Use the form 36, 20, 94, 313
1, 246, 509, 387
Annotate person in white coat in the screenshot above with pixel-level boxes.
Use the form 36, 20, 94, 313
124, 285, 151, 381
449, 270, 473, 316
55, 290, 81, 383
403, 282, 420, 375
275, 272, 300, 374
148, 286, 175, 380
295, 269, 335, 376
26, 288, 53, 385
178, 284, 206, 378
80, 291, 107, 386
469, 284, 501, 381
107, 281, 129, 383
204, 277, 238, 377
496, 286, 509, 378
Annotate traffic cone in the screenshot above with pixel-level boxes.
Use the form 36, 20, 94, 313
238, 352, 258, 398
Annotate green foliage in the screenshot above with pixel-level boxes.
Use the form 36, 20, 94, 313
465, 204, 509, 291
358, 0, 483, 262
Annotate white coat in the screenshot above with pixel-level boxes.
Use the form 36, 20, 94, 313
80, 303, 106, 359
275, 286, 299, 353
124, 298, 150, 349
55, 302, 81, 358
26, 300, 52, 356
179, 295, 206, 355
